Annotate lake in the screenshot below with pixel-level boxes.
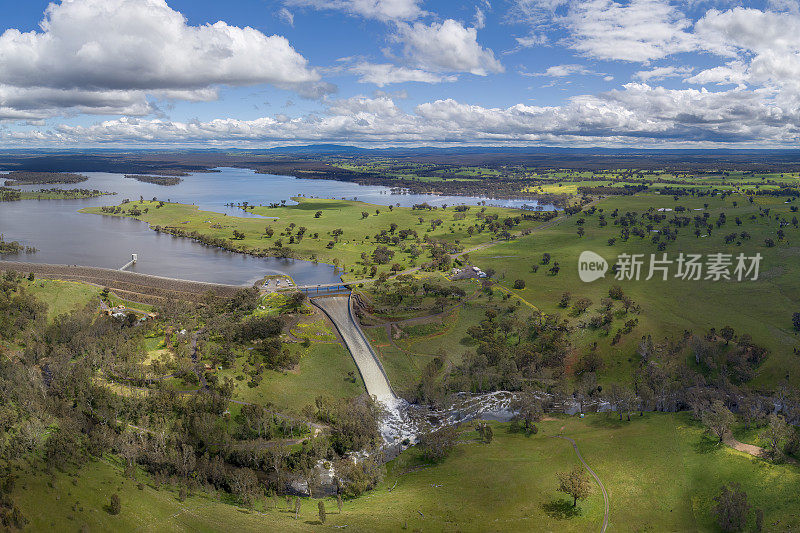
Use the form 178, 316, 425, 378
0, 168, 553, 285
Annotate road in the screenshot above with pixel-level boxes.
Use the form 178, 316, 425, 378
312, 294, 395, 402
552, 435, 609, 533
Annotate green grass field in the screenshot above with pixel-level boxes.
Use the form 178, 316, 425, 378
79, 189, 800, 391
12, 413, 800, 532
81, 197, 549, 281
364, 294, 518, 393
26, 279, 101, 318
218, 338, 364, 414
470, 192, 800, 388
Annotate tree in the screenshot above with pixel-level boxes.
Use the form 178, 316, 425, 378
738, 396, 762, 430
720, 325, 735, 345
713, 483, 750, 532
417, 425, 459, 462
511, 391, 543, 435
572, 297, 592, 315
702, 400, 734, 442
371, 246, 394, 264
558, 292, 571, 308
793, 312, 800, 332
286, 291, 307, 313
318, 500, 326, 524
109, 494, 121, 515
476, 422, 494, 443
557, 467, 592, 507
606, 383, 636, 421
294, 497, 301, 520
513, 279, 526, 289
230, 467, 258, 504
483, 424, 493, 443
760, 413, 789, 460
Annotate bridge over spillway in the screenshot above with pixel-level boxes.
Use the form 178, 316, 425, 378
270, 278, 377, 294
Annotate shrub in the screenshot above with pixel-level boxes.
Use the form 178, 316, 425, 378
109, 494, 121, 515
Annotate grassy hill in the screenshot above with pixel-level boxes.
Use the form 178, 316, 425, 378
472, 192, 800, 389
11, 413, 799, 532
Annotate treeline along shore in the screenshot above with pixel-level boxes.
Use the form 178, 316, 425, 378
124, 174, 182, 186
2, 171, 88, 185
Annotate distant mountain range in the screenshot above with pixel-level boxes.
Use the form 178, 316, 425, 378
2, 145, 800, 173
258, 144, 800, 156
4, 144, 800, 156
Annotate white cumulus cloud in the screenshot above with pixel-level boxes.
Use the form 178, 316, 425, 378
0, 0, 325, 119
563, 0, 696, 62
394, 19, 504, 75
12, 83, 800, 147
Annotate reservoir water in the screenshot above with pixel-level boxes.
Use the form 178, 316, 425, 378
0, 168, 553, 285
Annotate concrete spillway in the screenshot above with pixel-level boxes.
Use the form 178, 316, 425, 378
312, 294, 395, 402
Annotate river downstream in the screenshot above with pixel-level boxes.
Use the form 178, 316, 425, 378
1, 167, 553, 285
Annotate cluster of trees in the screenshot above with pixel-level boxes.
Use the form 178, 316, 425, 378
713, 482, 763, 532
577, 184, 648, 196
0, 271, 45, 339
0, 468, 26, 529
124, 175, 182, 186
2, 172, 88, 185
0, 236, 36, 255
382, 269, 787, 450
0, 187, 21, 202
562, 286, 640, 347
578, 196, 797, 251
0, 279, 387, 512
406, 306, 571, 402
0, 187, 105, 202
417, 425, 459, 462
366, 276, 467, 312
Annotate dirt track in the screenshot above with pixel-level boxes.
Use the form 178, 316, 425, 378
552, 435, 609, 533
0, 260, 243, 304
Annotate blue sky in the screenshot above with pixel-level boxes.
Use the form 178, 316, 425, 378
0, 0, 797, 147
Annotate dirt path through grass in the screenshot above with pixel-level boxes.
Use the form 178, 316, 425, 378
722, 431, 798, 464
552, 435, 609, 533
723, 432, 765, 458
